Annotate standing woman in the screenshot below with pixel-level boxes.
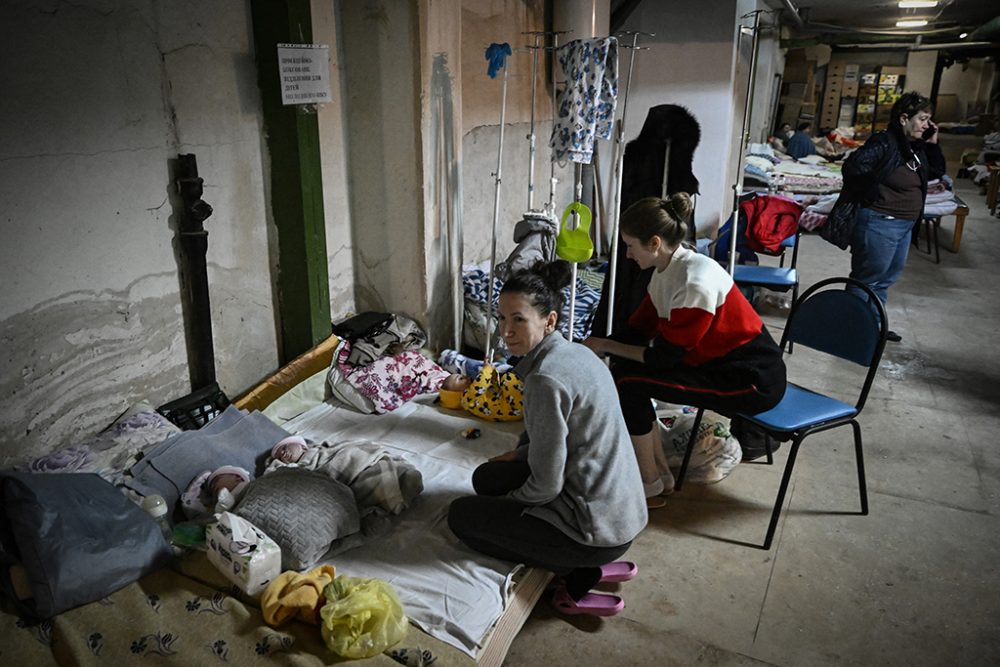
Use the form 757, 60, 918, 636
583, 193, 786, 505
830, 91, 946, 342
448, 261, 647, 617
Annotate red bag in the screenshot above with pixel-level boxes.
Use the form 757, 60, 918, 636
739, 195, 803, 254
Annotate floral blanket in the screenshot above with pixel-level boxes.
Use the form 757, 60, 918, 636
1, 556, 470, 666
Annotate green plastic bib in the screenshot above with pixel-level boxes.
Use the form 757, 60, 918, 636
556, 202, 594, 263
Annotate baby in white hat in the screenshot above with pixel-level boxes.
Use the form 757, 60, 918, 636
181, 464, 252, 518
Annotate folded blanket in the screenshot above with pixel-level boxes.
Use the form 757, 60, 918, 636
127, 407, 289, 509
262, 565, 337, 626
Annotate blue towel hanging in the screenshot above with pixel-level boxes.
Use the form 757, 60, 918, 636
485, 43, 512, 78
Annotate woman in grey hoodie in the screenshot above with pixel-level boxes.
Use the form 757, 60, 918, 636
448, 260, 648, 617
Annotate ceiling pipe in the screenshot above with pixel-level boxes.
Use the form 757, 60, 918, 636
780, 0, 805, 29
836, 40, 994, 50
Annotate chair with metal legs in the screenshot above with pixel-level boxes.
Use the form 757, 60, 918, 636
674, 277, 888, 550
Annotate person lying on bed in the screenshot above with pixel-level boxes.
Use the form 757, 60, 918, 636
438, 367, 525, 422
180, 465, 252, 519
447, 260, 648, 618
264, 435, 423, 537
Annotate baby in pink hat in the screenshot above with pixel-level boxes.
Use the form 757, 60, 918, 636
270, 435, 310, 464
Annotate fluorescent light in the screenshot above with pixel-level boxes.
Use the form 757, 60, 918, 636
896, 19, 929, 28
898, 1, 937, 8
959, 32, 969, 39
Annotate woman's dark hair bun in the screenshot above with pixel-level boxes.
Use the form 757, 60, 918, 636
531, 259, 573, 291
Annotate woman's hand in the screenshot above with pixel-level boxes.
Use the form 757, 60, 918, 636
489, 449, 519, 463
582, 336, 610, 358
925, 120, 939, 144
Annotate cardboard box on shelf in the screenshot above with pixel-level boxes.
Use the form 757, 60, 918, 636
844, 64, 860, 83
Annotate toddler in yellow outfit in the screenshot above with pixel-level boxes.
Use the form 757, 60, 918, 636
438, 364, 524, 422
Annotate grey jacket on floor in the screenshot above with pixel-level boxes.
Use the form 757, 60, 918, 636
512, 332, 647, 547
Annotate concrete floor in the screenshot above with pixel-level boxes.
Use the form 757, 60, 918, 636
504, 135, 1000, 666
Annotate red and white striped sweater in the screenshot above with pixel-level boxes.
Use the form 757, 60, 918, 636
627, 246, 763, 367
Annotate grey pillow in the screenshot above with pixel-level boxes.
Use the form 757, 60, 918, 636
234, 468, 360, 570
0, 472, 173, 619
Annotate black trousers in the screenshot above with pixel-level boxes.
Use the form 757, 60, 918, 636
447, 460, 630, 576
613, 330, 787, 435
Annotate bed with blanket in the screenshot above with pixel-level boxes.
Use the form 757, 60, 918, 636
462, 264, 604, 355
0, 334, 551, 666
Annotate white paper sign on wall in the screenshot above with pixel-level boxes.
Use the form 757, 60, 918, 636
277, 43, 331, 105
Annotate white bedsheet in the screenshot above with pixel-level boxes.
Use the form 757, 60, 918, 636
282, 395, 524, 657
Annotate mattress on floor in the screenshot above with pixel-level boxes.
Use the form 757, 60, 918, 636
0, 334, 549, 666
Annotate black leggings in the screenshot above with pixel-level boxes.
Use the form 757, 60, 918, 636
447, 460, 631, 598
613, 331, 787, 435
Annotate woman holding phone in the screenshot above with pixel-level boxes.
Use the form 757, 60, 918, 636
828, 91, 946, 342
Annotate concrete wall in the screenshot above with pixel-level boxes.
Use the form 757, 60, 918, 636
0, 0, 283, 464
339, 1, 425, 320
747, 16, 786, 143
459, 1, 575, 268
939, 57, 995, 119
906, 49, 938, 99
419, 0, 465, 350
615, 0, 741, 235
314, 0, 357, 321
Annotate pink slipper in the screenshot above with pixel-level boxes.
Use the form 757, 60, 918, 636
599, 561, 638, 583
551, 587, 624, 617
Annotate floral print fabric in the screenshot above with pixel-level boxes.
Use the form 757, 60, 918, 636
550, 37, 619, 164
346, 350, 450, 414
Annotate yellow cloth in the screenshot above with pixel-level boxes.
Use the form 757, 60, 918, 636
438, 388, 464, 409
460, 364, 524, 422
261, 565, 337, 627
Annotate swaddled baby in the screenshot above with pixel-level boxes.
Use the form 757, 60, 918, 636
265, 435, 423, 536
180, 465, 252, 519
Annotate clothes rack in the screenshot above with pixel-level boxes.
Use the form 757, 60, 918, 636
483, 43, 511, 363
727, 10, 764, 276
604, 30, 653, 336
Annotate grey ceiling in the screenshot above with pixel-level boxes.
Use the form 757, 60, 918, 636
772, 0, 999, 44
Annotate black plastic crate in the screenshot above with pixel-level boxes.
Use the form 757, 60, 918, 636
156, 382, 231, 430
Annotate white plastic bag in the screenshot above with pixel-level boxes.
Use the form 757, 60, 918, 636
659, 411, 742, 484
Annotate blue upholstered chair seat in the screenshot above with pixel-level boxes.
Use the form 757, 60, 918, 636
744, 384, 857, 433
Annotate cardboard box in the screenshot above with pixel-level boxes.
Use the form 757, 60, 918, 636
844, 64, 860, 83
206, 512, 282, 597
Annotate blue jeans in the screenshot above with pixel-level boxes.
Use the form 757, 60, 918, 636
849, 207, 914, 307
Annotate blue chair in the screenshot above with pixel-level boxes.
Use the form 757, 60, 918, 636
732, 226, 801, 314
713, 205, 801, 325
674, 277, 888, 550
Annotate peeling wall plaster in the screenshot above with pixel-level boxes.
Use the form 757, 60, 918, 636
0, 275, 189, 465
0, 0, 279, 463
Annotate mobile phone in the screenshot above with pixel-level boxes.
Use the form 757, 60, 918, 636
922, 122, 937, 141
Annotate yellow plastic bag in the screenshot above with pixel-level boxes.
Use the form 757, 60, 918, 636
461, 364, 524, 422
320, 575, 408, 659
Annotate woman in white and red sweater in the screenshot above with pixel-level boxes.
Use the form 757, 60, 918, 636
584, 194, 786, 507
